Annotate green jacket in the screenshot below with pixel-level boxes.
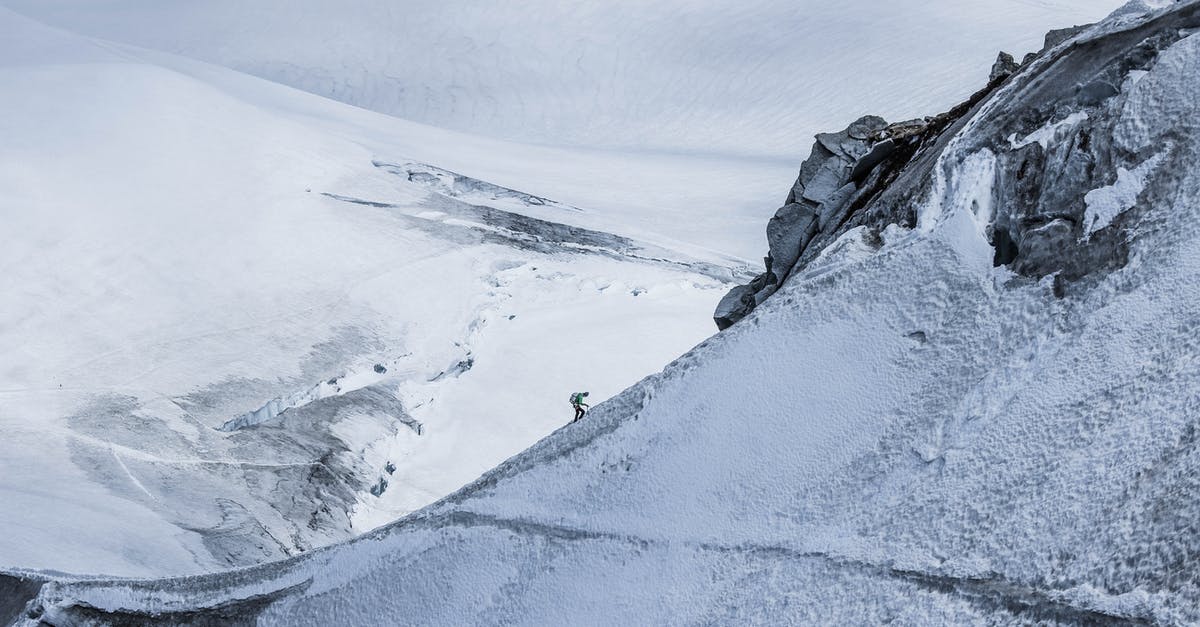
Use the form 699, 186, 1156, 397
571, 393, 589, 406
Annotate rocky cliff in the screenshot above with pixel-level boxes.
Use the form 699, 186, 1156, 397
717, 9, 1183, 328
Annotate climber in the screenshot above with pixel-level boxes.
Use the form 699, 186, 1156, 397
570, 391, 590, 422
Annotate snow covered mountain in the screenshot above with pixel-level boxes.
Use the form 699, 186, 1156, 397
7, 0, 1199, 624
3, 0, 1119, 157
0, 0, 1120, 584
0, 7, 746, 578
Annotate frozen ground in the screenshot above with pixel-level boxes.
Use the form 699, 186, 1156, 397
10, 1, 1200, 624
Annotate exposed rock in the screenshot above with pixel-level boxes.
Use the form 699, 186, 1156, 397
713, 284, 759, 330
0, 573, 42, 626
717, 115, 894, 329
870, 118, 928, 143
715, 105, 977, 329
849, 139, 897, 182
766, 202, 819, 283
989, 51, 1020, 82
717, 6, 1200, 329
1043, 24, 1093, 51
1077, 79, 1120, 105
1012, 218, 1076, 276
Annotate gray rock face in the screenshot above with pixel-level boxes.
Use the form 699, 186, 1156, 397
989, 51, 1021, 82
0, 574, 42, 626
1044, 24, 1094, 51
716, 116, 889, 328
715, 97, 989, 328
717, 4, 1200, 329
968, 9, 1200, 282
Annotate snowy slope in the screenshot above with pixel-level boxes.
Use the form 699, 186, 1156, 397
12, 1, 1200, 623
0, 0, 1122, 582
0, 8, 739, 577
2, 0, 1121, 158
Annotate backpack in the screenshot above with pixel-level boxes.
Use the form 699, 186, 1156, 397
569, 393, 579, 405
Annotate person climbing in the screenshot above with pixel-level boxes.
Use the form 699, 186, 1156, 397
570, 391, 590, 422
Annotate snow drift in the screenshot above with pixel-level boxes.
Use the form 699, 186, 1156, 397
8, 0, 1200, 624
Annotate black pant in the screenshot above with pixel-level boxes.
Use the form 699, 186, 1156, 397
573, 405, 586, 421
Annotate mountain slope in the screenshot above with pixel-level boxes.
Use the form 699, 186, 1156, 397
11, 0, 1200, 624
1, 0, 1120, 157
0, 8, 737, 577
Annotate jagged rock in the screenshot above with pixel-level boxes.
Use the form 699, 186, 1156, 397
714, 111, 960, 329
717, 8, 1200, 330
871, 118, 929, 142
713, 284, 756, 330
989, 51, 1020, 81
1043, 24, 1092, 51
1013, 218, 1075, 276
817, 182, 858, 229
765, 202, 819, 284
1077, 79, 1120, 104
716, 115, 890, 330
849, 139, 897, 182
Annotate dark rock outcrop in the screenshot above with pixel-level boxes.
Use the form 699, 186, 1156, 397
0, 573, 42, 626
716, 77, 1006, 329
989, 51, 1021, 82
717, 5, 1200, 329
715, 115, 892, 329
1044, 24, 1094, 52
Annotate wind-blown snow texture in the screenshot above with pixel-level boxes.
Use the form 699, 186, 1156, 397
10, 1, 1200, 624
0, 0, 1121, 583
3, 0, 1118, 158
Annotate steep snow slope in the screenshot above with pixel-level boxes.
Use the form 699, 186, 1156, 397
2, 0, 1121, 157
0, 0, 1122, 579
12, 1, 1200, 623
0, 8, 739, 577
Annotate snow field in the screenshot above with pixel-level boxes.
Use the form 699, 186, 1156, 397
2, 0, 1123, 157
0, 8, 734, 576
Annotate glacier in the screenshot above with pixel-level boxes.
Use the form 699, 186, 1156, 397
0, 6, 743, 578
